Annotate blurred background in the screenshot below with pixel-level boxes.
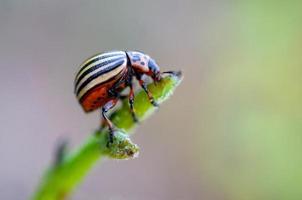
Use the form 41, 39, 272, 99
1, 1, 302, 199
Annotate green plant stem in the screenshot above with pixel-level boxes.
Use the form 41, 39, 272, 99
32, 72, 183, 200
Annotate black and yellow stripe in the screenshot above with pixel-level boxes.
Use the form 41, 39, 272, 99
74, 51, 127, 101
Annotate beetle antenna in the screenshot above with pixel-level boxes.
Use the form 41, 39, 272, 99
162, 71, 175, 74
162, 70, 182, 77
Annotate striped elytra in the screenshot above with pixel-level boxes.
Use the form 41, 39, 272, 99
74, 51, 127, 112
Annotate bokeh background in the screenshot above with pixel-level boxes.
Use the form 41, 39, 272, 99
1, 1, 302, 199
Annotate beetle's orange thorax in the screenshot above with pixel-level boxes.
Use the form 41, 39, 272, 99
127, 51, 150, 74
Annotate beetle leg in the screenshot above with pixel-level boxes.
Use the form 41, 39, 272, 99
129, 84, 138, 123
124, 74, 138, 123
101, 98, 118, 144
99, 89, 128, 131
109, 90, 128, 100
118, 95, 128, 100
138, 79, 159, 107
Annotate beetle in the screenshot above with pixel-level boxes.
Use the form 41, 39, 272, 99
74, 50, 162, 143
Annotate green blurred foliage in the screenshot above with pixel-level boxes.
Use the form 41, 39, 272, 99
33, 73, 182, 200
199, 2, 302, 200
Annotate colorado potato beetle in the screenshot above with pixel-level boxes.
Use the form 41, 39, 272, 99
74, 51, 163, 142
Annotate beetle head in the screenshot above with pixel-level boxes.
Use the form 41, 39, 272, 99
147, 58, 161, 82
